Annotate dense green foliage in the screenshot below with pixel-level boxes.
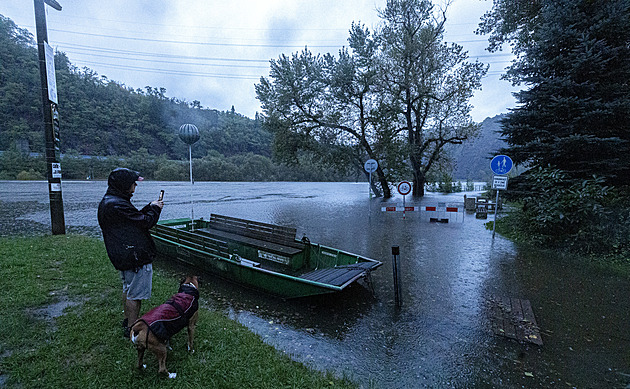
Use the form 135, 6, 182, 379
256, 0, 486, 198
0, 235, 357, 388
0, 147, 353, 182
0, 14, 354, 182
496, 168, 629, 258
481, 0, 630, 258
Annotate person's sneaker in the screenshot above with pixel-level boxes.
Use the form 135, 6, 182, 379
122, 318, 130, 338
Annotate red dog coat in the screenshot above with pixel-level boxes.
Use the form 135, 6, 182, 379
138, 283, 199, 341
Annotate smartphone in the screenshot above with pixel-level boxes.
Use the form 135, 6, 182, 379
158, 190, 164, 201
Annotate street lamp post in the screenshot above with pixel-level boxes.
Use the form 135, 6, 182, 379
179, 124, 200, 231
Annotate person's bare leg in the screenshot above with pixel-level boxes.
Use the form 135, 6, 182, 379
122, 291, 127, 313
125, 299, 141, 324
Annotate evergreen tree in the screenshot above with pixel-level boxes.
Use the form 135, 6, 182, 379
481, 0, 630, 185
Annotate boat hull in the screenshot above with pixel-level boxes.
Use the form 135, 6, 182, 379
151, 218, 381, 299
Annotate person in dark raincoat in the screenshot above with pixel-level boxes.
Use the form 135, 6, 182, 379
98, 167, 163, 337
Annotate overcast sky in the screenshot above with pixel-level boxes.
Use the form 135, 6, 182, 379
1, 0, 518, 122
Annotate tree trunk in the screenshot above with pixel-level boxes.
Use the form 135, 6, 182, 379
413, 169, 425, 197
377, 167, 392, 198
361, 169, 382, 197
359, 165, 391, 198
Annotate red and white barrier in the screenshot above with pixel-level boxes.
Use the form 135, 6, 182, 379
421, 202, 464, 223
381, 206, 419, 212
381, 202, 464, 223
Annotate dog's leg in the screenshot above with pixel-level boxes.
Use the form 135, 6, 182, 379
187, 311, 198, 353
130, 325, 148, 370
154, 343, 176, 378
136, 347, 146, 370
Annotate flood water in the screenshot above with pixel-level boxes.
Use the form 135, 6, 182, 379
1, 180, 629, 388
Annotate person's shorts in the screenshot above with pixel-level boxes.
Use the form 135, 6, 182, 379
120, 263, 152, 300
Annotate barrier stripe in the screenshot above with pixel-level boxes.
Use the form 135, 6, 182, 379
381, 207, 419, 212
381, 204, 463, 214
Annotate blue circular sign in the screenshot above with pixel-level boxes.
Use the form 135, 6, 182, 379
490, 155, 513, 175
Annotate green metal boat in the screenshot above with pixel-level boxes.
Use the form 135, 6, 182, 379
150, 214, 382, 299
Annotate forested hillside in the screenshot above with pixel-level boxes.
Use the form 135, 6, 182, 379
0, 15, 269, 160
1, 14, 360, 181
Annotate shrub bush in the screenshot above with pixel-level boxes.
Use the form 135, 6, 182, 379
498, 167, 630, 258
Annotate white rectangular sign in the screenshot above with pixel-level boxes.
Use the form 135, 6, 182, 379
52, 162, 61, 178
50, 182, 61, 192
44, 41, 58, 104
492, 176, 508, 190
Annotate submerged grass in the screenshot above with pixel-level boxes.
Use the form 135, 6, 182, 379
0, 235, 356, 388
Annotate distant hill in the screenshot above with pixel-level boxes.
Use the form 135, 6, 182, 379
452, 114, 507, 181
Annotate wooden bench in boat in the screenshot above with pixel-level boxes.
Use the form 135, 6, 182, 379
197, 214, 305, 257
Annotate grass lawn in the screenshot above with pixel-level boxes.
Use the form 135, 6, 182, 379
0, 235, 357, 388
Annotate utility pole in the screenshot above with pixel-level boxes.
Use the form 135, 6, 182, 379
34, 0, 65, 235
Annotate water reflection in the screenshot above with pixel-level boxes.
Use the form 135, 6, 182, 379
1, 180, 629, 388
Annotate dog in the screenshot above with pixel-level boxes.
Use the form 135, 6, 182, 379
130, 275, 199, 378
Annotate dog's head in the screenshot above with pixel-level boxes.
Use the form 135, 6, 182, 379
179, 275, 199, 289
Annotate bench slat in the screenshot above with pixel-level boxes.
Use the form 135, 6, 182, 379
153, 225, 229, 257
209, 214, 304, 251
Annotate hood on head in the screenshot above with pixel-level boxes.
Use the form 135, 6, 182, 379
107, 168, 144, 193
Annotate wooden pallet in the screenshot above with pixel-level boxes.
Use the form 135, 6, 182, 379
488, 296, 543, 346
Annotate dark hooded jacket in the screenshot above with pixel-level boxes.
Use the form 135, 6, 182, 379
97, 168, 162, 271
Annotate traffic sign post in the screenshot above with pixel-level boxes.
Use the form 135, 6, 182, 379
364, 159, 378, 219
492, 176, 508, 190
397, 181, 412, 219
364, 159, 378, 198
490, 155, 513, 239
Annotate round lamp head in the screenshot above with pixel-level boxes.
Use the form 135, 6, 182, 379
178, 123, 200, 145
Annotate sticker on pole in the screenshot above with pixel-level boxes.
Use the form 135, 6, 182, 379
364, 159, 378, 173
51, 162, 61, 178
490, 155, 513, 175
397, 181, 412, 196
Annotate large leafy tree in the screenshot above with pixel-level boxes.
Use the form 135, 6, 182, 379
479, 0, 630, 186
256, 26, 396, 197
256, 0, 486, 197
378, 0, 487, 196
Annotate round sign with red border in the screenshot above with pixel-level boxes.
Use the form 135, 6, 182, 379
397, 181, 412, 196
